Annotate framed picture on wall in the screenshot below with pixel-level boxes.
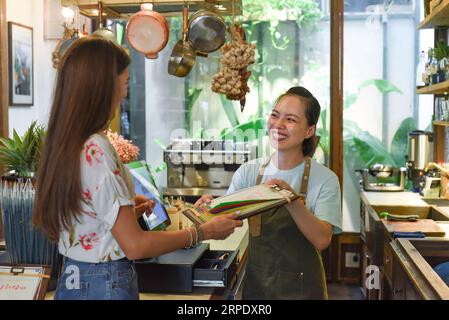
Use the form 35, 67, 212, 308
8, 22, 33, 106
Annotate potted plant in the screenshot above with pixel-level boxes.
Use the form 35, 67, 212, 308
433, 41, 449, 83
0, 121, 62, 288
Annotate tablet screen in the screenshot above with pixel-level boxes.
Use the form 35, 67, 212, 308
126, 161, 171, 231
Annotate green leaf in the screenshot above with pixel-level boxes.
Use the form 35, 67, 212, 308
359, 79, 403, 95
220, 118, 267, 141
321, 109, 327, 132
219, 95, 240, 128
344, 79, 402, 110
0, 121, 46, 176
154, 162, 167, 173
390, 117, 417, 167
352, 132, 396, 167
344, 93, 359, 109
317, 109, 329, 155
186, 88, 203, 134
153, 138, 167, 151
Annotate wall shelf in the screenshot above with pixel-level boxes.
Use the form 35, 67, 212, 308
417, 80, 449, 95
420, 0, 449, 29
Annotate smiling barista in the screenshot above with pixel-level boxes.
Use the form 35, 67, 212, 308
195, 86, 342, 299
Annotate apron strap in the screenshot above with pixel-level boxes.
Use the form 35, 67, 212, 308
249, 156, 312, 237
299, 157, 312, 203
249, 157, 272, 237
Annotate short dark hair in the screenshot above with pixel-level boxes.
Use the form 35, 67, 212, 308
274, 86, 321, 157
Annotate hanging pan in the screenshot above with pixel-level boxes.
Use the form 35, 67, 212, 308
167, 5, 196, 77
187, 9, 227, 56
126, 3, 170, 59
92, 1, 117, 43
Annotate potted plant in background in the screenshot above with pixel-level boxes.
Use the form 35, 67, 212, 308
0, 121, 62, 288
434, 40, 449, 82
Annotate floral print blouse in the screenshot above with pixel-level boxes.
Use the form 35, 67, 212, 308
58, 133, 135, 263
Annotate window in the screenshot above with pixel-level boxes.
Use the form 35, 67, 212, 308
342, 0, 419, 232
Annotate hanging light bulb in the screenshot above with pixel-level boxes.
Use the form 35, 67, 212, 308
61, 6, 75, 20
141, 3, 154, 11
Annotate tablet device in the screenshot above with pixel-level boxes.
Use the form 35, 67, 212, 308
126, 161, 171, 231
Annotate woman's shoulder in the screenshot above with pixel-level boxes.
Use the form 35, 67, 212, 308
85, 133, 116, 154
238, 156, 269, 173
81, 133, 118, 169
85, 132, 110, 148
310, 159, 339, 184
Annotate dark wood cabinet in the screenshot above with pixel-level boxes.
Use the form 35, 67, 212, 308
361, 241, 380, 300
390, 239, 449, 300
359, 192, 449, 300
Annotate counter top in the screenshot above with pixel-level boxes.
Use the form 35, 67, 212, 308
361, 191, 449, 221
45, 222, 249, 300
437, 221, 449, 240
361, 191, 428, 207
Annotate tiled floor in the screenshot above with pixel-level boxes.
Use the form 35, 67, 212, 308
327, 283, 365, 300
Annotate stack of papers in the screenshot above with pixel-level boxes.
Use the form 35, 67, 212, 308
182, 184, 299, 225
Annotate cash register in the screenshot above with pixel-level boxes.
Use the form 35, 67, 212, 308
134, 243, 239, 293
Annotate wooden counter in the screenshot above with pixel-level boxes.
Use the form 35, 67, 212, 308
389, 239, 449, 300
361, 191, 429, 207
361, 191, 449, 221
45, 222, 249, 300
360, 191, 449, 300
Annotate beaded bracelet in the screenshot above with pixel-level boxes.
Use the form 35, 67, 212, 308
194, 224, 204, 244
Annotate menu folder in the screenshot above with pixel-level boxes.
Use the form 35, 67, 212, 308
182, 184, 300, 225
0, 264, 52, 300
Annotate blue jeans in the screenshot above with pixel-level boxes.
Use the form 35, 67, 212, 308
54, 257, 139, 300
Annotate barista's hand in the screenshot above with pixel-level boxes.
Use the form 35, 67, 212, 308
134, 194, 155, 219
200, 212, 243, 240
265, 179, 304, 208
265, 179, 296, 194
194, 194, 214, 207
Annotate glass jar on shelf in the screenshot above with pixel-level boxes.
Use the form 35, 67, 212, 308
417, 50, 427, 87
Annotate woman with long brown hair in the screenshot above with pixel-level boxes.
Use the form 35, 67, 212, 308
33, 37, 242, 300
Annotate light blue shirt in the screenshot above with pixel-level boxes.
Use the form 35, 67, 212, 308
227, 157, 342, 234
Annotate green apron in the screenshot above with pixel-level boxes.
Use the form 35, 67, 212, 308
242, 156, 328, 300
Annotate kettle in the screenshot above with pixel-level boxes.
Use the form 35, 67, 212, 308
407, 130, 433, 171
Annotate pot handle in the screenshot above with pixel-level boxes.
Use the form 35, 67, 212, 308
182, 4, 189, 42
196, 51, 208, 58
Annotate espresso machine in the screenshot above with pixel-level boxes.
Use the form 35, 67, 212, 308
406, 130, 434, 192
163, 140, 254, 198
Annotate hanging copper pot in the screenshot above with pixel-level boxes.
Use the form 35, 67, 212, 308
126, 4, 170, 59
167, 5, 196, 77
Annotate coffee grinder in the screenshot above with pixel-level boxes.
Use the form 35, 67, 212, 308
406, 130, 433, 192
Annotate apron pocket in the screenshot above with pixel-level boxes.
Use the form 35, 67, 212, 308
273, 270, 305, 300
